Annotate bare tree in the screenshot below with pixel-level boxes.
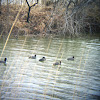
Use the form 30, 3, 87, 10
26, 0, 38, 23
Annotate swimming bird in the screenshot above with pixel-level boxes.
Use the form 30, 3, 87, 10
0, 58, 7, 64
39, 57, 46, 62
53, 61, 61, 66
67, 56, 74, 61
29, 55, 36, 59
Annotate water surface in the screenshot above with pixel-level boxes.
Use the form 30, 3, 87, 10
0, 36, 100, 100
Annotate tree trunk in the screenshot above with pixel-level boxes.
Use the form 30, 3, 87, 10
27, 6, 31, 23
0, 0, 1, 14
7, 0, 9, 32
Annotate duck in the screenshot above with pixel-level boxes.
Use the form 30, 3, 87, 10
0, 58, 7, 64
39, 57, 46, 62
53, 61, 61, 66
67, 56, 74, 61
29, 55, 36, 59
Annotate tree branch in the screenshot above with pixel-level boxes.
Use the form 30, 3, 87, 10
30, 2, 38, 8
26, 0, 30, 7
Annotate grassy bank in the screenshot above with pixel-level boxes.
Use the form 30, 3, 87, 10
0, 4, 65, 37
0, 3, 100, 37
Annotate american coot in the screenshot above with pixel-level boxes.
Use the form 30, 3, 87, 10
39, 57, 46, 62
29, 55, 36, 59
0, 58, 7, 64
67, 56, 74, 61
53, 61, 61, 66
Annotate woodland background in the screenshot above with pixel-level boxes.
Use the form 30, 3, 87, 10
0, 0, 100, 37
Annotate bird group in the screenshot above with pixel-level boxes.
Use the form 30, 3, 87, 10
0, 55, 74, 66
29, 54, 61, 65
29, 55, 46, 62
28, 54, 75, 66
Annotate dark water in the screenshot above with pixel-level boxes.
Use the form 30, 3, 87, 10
0, 36, 100, 100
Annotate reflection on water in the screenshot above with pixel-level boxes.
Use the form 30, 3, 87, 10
0, 36, 100, 100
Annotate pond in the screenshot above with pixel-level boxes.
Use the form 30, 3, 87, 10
0, 35, 100, 100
